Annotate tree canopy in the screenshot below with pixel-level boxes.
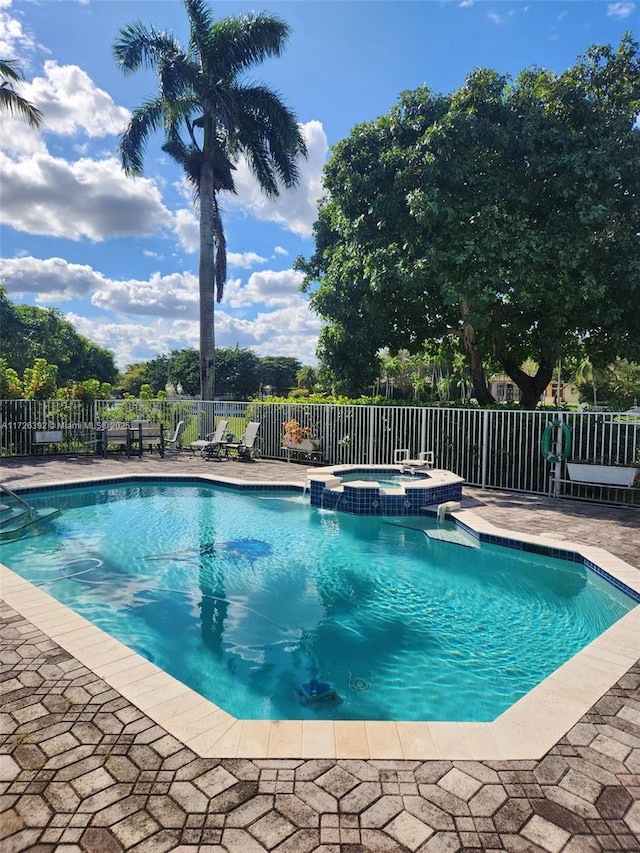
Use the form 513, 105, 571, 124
0, 287, 118, 387
297, 35, 640, 407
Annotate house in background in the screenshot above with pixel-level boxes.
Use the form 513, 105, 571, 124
489, 376, 580, 406
541, 380, 579, 407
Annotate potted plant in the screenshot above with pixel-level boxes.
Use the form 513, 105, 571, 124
283, 418, 320, 453
566, 457, 639, 487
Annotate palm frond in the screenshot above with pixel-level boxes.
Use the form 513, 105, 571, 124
118, 98, 166, 175
157, 54, 198, 103
0, 59, 25, 83
184, 0, 216, 65
231, 83, 307, 194
209, 13, 290, 79
1, 59, 43, 128
0, 85, 43, 128
113, 22, 182, 74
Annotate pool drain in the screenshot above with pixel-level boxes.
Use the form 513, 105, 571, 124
348, 673, 371, 692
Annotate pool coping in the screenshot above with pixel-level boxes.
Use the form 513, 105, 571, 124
1, 469, 639, 762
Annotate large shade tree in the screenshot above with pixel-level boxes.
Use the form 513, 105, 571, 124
0, 59, 43, 127
298, 36, 640, 407
114, 0, 306, 400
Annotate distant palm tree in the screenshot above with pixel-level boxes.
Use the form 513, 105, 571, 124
114, 0, 306, 400
296, 365, 317, 391
575, 357, 608, 407
0, 60, 43, 128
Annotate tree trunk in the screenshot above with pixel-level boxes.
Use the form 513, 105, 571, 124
459, 305, 495, 405
199, 153, 216, 401
493, 330, 555, 409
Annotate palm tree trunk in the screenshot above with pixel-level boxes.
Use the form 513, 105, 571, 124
199, 153, 216, 401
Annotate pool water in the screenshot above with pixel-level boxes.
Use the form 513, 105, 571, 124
338, 471, 429, 488
1, 481, 635, 722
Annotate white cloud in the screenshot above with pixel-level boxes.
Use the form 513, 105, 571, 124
0, 57, 128, 154
68, 299, 320, 369
221, 268, 304, 310
0, 255, 108, 301
1, 255, 320, 367
68, 314, 199, 369
92, 270, 199, 318
488, 9, 516, 24
228, 251, 267, 269
607, 2, 636, 18
0, 114, 47, 156
227, 120, 328, 238
0, 48, 170, 242
228, 269, 305, 309
22, 61, 130, 137
0, 152, 173, 240
0, 3, 39, 59
174, 207, 199, 252
212, 303, 321, 364
274, 246, 289, 257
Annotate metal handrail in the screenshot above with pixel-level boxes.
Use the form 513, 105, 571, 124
0, 482, 34, 518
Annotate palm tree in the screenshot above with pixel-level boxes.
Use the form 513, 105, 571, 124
0, 60, 43, 128
114, 0, 306, 400
574, 357, 609, 408
296, 365, 317, 392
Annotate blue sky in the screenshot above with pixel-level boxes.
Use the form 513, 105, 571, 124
0, 0, 637, 371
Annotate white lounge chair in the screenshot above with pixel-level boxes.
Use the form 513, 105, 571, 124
189, 419, 229, 460
223, 421, 261, 461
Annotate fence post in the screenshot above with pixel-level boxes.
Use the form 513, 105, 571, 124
420, 408, 428, 460
368, 407, 376, 464
481, 408, 489, 489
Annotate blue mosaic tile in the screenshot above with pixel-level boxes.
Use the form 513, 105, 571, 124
584, 560, 640, 602
12, 477, 304, 498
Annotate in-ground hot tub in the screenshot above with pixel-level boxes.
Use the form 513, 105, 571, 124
307, 464, 464, 515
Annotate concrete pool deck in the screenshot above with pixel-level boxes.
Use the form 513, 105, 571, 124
1, 452, 640, 851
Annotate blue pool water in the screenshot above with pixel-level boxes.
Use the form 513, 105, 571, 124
338, 471, 429, 488
1, 481, 635, 722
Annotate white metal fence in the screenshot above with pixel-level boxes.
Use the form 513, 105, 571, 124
1, 399, 638, 505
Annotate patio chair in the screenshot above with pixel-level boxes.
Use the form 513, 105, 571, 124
224, 421, 261, 462
130, 422, 165, 457
189, 419, 229, 460
102, 426, 133, 456
164, 421, 185, 452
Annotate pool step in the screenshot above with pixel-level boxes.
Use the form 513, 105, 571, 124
424, 528, 480, 549
0, 507, 61, 541
384, 519, 481, 549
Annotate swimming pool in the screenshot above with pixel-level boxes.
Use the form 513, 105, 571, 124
1, 480, 636, 724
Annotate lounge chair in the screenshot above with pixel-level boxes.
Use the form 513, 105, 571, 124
189, 419, 229, 460
223, 421, 261, 461
164, 421, 185, 452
